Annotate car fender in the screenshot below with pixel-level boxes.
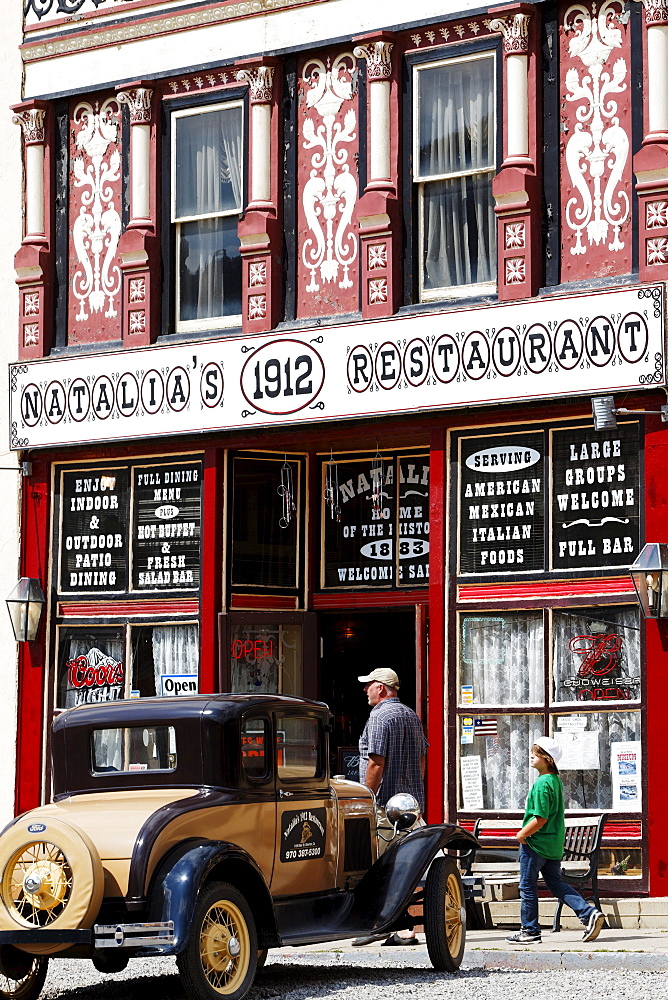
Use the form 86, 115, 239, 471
143, 839, 275, 955
350, 824, 478, 935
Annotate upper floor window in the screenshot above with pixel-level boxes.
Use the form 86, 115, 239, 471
172, 102, 244, 333
414, 53, 496, 301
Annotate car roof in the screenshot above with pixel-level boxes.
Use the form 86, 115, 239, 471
53, 693, 329, 733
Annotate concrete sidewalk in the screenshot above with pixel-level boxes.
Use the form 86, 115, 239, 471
271, 926, 668, 972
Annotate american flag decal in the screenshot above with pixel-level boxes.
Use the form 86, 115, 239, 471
474, 717, 498, 736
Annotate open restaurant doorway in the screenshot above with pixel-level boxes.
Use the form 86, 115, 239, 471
319, 610, 417, 778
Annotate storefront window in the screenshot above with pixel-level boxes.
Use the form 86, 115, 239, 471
231, 456, 300, 589
552, 606, 640, 704
457, 605, 641, 813
550, 710, 641, 811
131, 624, 199, 697
459, 714, 544, 810
229, 622, 302, 696
57, 623, 199, 709
460, 612, 544, 706
56, 627, 125, 709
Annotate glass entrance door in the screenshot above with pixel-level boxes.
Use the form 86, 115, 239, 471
218, 612, 317, 699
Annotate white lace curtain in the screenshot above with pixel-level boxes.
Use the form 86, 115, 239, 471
175, 106, 243, 320
417, 57, 496, 291
152, 624, 199, 696
460, 613, 544, 705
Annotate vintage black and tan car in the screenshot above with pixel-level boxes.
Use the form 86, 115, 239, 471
0, 695, 477, 1000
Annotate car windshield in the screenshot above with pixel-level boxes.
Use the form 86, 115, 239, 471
91, 725, 177, 774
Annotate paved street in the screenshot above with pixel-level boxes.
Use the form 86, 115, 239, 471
35, 939, 668, 1000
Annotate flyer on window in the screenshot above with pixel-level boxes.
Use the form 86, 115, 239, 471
611, 741, 642, 810
460, 755, 483, 810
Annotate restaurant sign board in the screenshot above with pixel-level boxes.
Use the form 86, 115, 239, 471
10, 285, 664, 449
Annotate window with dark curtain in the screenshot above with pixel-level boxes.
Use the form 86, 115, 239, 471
231, 457, 299, 589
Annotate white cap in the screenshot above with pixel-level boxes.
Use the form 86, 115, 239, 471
358, 668, 400, 689
534, 736, 563, 764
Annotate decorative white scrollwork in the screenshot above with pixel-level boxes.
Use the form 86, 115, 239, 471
301, 53, 358, 293
71, 97, 122, 322
563, 0, 630, 256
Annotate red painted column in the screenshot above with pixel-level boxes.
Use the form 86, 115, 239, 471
634, 0, 668, 281
490, 6, 541, 300
236, 61, 281, 333
200, 447, 224, 694
353, 35, 400, 319
12, 101, 53, 360
426, 427, 446, 824
15, 459, 51, 816
643, 414, 668, 894
116, 84, 159, 347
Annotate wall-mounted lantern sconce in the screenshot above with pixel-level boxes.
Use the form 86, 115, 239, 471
6, 577, 45, 642
592, 395, 668, 431
629, 543, 668, 619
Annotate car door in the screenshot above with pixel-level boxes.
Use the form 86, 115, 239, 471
270, 710, 338, 896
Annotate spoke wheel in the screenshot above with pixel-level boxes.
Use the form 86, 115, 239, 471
177, 882, 257, 1000
0, 947, 48, 1000
0, 817, 103, 956
2, 843, 73, 927
424, 857, 466, 972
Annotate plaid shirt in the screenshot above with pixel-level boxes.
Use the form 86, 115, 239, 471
358, 697, 428, 811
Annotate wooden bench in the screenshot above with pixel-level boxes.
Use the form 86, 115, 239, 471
461, 814, 608, 931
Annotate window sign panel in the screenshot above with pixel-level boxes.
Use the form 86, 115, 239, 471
132, 461, 202, 591
323, 456, 396, 588
59, 469, 129, 593
323, 454, 429, 588
551, 423, 640, 570
552, 607, 640, 704
56, 627, 125, 709
458, 432, 545, 574
398, 456, 430, 585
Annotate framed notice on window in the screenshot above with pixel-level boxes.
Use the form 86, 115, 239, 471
458, 431, 545, 575
550, 422, 640, 570
132, 460, 202, 591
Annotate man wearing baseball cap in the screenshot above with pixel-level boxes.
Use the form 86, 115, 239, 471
353, 667, 428, 947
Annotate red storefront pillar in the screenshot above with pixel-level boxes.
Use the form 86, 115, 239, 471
643, 414, 668, 893
15, 459, 50, 816
426, 427, 446, 824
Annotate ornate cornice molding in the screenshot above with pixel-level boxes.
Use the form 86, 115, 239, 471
642, 0, 668, 25
12, 107, 47, 144
116, 87, 154, 124
22, 0, 309, 63
236, 64, 274, 103
488, 12, 531, 55
352, 40, 394, 80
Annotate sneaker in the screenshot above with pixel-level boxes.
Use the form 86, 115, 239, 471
582, 909, 605, 942
506, 929, 542, 944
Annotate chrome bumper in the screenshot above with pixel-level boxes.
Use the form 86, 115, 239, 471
94, 921, 175, 948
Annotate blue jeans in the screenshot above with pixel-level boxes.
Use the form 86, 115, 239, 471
519, 842, 594, 934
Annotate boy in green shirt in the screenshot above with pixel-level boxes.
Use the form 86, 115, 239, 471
506, 736, 605, 945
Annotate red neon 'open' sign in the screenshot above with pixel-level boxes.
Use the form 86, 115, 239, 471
231, 638, 274, 661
